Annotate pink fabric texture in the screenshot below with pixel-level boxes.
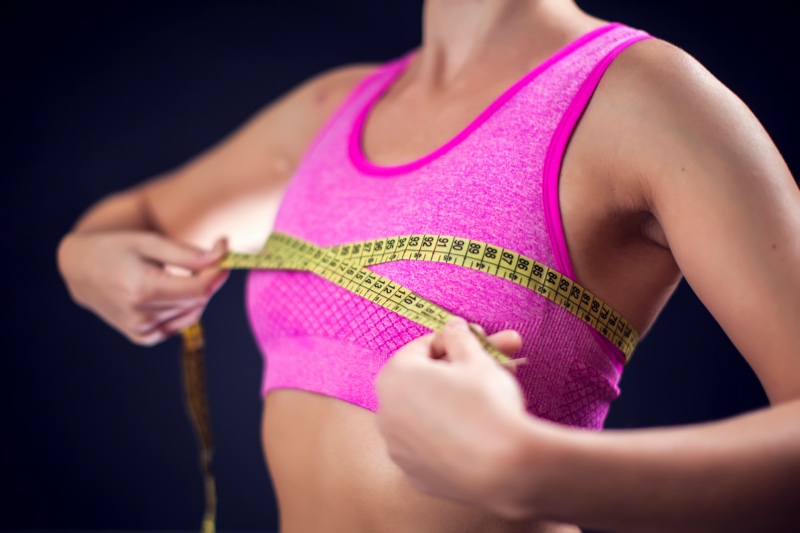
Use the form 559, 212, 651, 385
246, 23, 652, 429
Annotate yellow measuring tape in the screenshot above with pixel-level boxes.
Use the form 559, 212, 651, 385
226, 232, 639, 358
180, 324, 216, 533
180, 231, 640, 532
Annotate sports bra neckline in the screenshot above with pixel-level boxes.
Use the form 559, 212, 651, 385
348, 21, 622, 178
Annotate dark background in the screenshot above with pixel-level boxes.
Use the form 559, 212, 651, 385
3, 0, 795, 531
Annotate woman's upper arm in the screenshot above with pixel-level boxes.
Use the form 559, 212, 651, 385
142, 63, 375, 252
619, 40, 800, 403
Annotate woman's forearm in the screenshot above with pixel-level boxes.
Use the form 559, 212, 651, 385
57, 180, 167, 285
512, 399, 800, 532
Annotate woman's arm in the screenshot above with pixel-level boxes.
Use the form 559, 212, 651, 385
521, 399, 800, 532
57, 64, 375, 344
611, 40, 800, 405
379, 323, 800, 532
376, 40, 800, 532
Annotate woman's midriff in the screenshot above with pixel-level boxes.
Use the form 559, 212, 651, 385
262, 389, 580, 533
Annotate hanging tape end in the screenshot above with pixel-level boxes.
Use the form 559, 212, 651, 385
182, 323, 205, 351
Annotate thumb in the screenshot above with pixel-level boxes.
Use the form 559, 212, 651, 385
138, 235, 227, 270
390, 332, 436, 363
439, 316, 493, 365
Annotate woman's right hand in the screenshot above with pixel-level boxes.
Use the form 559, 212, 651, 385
57, 231, 230, 346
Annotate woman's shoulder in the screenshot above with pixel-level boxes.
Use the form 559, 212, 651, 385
583, 34, 763, 181
264, 62, 381, 148
598, 35, 739, 123
299, 62, 381, 117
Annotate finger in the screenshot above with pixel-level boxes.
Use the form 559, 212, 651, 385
485, 329, 523, 357
137, 235, 228, 271
137, 303, 204, 334
430, 331, 447, 359
136, 297, 207, 310
430, 323, 522, 360
438, 316, 492, 364
145, 267, 227, 301
130, 330, 166, 347
390, 332, 436, 362
155, 304, 206, 338
430, 321, 478, 360
126, 324, 168, 347
206, 268, 230, 297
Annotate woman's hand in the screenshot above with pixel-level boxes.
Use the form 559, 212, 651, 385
375, 317, 536, 512
57, 230, 229, 346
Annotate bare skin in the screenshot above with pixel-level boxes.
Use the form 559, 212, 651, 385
57, 0, 800, 532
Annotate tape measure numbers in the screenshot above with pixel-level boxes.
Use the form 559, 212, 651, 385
222, 231, 639, 360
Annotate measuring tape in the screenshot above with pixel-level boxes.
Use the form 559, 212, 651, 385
180, 323, 216, 533
225, 231, 639, 359
180, 230, 639, 532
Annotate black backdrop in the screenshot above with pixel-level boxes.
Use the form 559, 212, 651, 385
3, 1, 796, 531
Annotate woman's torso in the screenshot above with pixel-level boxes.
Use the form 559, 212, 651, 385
252, 20, 681, 533
263, 391, 579, 533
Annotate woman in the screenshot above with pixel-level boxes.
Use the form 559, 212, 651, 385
57, 1, 799, 532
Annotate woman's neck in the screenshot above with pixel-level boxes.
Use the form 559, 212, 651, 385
413, 0, 598, 88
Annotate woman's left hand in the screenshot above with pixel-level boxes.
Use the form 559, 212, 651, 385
375, 316, 531, 509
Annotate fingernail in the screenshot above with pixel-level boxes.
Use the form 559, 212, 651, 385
205, 238, 227, 259
445, 316, 468, 330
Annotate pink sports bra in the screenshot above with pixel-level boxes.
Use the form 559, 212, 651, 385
246, 23, 652, 429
